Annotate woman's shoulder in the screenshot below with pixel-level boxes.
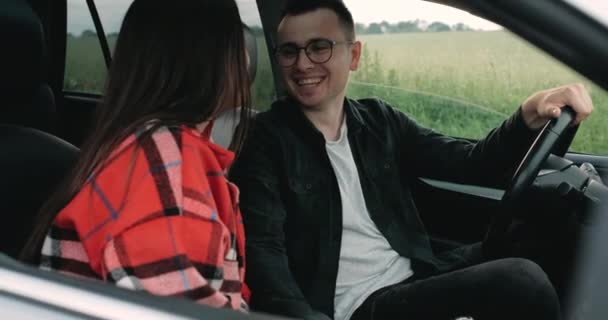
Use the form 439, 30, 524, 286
93, 124, 187, 177
102, 122, 233, 175
115, 123, 195, 154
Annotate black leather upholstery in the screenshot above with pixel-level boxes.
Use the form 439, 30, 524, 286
0, 125, 78, 258
0, 1, 77, 258
0, 0, 56, 133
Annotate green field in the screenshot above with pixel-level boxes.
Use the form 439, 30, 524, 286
347, 31, 607, 155
65, 30, 607, 155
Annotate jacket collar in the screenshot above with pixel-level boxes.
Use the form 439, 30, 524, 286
344, 98, 364, 134
275, 96, 365, 144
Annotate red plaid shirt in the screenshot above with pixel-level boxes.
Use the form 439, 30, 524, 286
40, 124, 248, 311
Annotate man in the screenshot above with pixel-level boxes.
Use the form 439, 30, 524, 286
229, 1, 594, 319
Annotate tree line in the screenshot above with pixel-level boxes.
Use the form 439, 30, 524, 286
69, 20, 478, 38
237, 20, 476, 37
356, 20, 476, 34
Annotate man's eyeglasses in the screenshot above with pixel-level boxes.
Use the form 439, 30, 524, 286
275, 38, 354, 67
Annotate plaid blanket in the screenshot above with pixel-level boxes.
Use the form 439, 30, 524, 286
40, 124, 248, 311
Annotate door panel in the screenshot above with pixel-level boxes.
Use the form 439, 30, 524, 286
58, 93, 99, 147
412, 177, 499, 245
414, 152, 608, 246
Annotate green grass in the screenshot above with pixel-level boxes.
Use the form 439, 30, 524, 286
64, 35, 109, 92
346, 31, 607, 155
64, 31, 607, 155
64, 35, 277, 112
252, 38, 275, 111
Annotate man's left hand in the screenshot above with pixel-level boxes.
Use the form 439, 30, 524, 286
521, 83, 594, 130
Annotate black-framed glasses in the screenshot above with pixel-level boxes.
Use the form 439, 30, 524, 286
275, 38, 354, 67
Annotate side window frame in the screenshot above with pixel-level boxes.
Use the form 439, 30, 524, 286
84, 0, 111, 69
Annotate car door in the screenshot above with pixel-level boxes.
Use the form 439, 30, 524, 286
416, 0, 608, 242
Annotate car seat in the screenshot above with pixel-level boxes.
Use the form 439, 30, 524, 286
0, 0, 79, 258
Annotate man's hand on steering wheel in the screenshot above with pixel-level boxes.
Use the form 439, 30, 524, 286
484, 83, 595, 258
521, 83, 594, 130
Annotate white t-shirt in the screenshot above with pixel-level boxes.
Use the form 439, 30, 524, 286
326, 119, 414, 320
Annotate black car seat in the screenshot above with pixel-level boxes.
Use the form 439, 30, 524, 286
0, 126, 78, 258
0, 0, 79, 258
0, 0, 56, 133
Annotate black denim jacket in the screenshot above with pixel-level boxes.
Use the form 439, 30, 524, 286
230, 97, 537, 319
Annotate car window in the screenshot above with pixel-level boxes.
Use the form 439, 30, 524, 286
238, 0, 275, 110
343, 0, 607, 155
65, 0, 109, 93
64, 0, 275, 110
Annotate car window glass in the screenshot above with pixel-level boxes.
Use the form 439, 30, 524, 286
65, 0, 275, 110
237, 0, 275, 110
343, 0, 607, 155
65, 0, 109, 93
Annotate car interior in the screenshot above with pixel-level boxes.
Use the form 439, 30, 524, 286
0, 0, 79, 259
0, 0, 607, 318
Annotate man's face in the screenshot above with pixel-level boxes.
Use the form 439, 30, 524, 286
277, 9, 361, 110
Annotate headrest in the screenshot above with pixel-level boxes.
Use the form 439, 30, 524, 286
0, 0, 45, 103
243, 24, 258, 83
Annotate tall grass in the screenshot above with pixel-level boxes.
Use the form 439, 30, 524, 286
64, 34, 278, 111
347, 31, 607, 155
64, 35, 109, 92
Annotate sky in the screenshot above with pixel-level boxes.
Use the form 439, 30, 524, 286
564, 0, 608, 27
345, 0, 501, 30
67, 0, 608, 35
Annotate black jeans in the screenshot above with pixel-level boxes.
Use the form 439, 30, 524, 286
350, 256, 560, 320
349, 193, 589, 320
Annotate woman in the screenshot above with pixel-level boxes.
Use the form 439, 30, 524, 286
20, 0, 251, 311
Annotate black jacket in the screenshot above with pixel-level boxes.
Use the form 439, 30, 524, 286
229, 97, 537, 319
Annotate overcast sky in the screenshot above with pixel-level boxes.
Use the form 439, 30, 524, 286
67, 0, 608, 35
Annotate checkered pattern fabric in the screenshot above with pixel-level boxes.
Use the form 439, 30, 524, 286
39, 124, 248, 311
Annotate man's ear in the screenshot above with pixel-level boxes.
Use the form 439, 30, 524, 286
350, 41, 362, 71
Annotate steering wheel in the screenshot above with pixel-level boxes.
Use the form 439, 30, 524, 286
484, 106, 577, 255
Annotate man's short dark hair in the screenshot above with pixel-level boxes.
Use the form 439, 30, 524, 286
280, 0, 356, 40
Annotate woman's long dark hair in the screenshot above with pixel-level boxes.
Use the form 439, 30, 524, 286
20, 0, 251, 263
